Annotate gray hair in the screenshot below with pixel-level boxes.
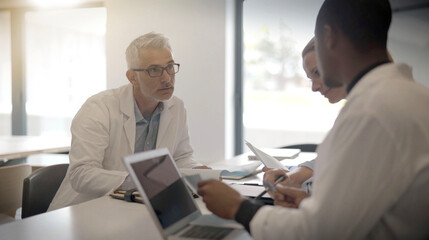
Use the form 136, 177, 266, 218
125, 32, 172, 69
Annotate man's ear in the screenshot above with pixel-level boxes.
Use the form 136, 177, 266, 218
126, 69, 136, 85
323, 24, 338, 50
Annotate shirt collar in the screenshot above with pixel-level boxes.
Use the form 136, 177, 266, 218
346, 61, 391, 94
133, 100, 164, 123
153, 102, 164, 117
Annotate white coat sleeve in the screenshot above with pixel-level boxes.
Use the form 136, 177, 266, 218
249, 113, 408, 239
68, 98, 128, 196
172, 104, 200, 169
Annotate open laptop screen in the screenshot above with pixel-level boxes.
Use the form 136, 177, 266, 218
130, 154, 197, 229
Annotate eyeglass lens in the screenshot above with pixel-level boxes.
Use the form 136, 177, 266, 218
149, 64, 179, 77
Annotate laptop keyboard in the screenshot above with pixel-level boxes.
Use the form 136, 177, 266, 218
179, 225, 234, 239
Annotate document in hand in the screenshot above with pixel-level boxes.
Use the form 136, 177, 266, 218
247, 148, 301, 161
245, 140, 287, 169
180, 161, 262, 180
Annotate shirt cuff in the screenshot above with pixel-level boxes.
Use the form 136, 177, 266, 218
298, 159, 315, 171
234, 199, 264, 232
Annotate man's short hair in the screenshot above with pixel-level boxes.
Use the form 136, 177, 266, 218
315, 0, 392, 50
125, 32, 172, 69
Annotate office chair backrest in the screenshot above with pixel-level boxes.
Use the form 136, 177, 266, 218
281, 143, 318, 152
22, 163, 68, 218
0, 164, 32, 218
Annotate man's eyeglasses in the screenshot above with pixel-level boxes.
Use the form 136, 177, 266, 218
132, 63, 180, 78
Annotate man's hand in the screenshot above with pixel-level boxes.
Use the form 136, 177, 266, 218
261, 166, 275, 172
264, 168, 296, 198
263, 168, 289, 184
264, 167, 314, 190
197, 180, 244, 219
272, 185, 309, 208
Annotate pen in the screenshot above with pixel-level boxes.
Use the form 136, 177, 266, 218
254, 174, 287, 200
116, 190, 140, 196
243, 183, 262, 186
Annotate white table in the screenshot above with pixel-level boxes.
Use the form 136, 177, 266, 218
0, 196, 248, 240
26, 153, 70, 171
0, 151, 316, 239
0, 196, 163, 239
0, 136, 71, 161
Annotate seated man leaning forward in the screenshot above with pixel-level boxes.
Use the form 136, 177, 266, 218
49, 32, 207, 211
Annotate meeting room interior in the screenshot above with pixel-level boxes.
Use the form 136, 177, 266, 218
0, 0, 428, 239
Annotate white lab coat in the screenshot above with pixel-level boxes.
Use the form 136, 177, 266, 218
250, 63, 429, 239
49, 84, 199, 211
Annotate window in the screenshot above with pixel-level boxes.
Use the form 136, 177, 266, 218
388, 6, 429, 87
0, 11, 12, 136
241, 0, 429, 150
242, 0, 343, 148
25, 7, 106, 137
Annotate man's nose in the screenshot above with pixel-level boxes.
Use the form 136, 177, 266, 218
160, 69, 171, 83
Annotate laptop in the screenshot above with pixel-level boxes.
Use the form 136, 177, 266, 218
123, 148, 251, 240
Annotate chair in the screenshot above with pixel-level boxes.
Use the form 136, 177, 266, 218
0, 164, 32, 223
281, 143, 318, 152
22, 164, 69, 218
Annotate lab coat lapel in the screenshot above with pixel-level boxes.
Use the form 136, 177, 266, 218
120, 84, 136, 153
157, 99, 174, 148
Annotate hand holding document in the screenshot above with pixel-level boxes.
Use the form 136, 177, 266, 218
245, 140, 286, 169
255, 174, 287, 200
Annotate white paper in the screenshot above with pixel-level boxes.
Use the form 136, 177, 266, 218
245, 140, 285, 169
180, 161, 262, 181
180, 168, 223, 180
219, 161, 262, 180
247, 148, 300, 160
183, 174, 202, 195
229, 183, 270, 198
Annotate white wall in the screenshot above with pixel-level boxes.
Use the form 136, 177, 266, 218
105, 0, 235, 164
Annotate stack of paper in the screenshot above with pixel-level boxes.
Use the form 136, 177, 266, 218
180, 161, 262, 181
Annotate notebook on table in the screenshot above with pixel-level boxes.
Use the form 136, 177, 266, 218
122, 148, 250, 240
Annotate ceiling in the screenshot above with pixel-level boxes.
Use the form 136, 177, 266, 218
390, 0, 429, 12
0, 0, 103, 9
0, 0, 429, 10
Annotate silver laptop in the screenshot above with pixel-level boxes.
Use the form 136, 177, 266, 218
123, 148, 251, 240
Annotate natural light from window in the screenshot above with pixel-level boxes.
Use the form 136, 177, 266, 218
0, 11, 12, 136
25, 7, 106, 137
243, 0, 345, 148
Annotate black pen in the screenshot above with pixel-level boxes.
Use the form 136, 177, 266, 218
254, 174, 287, 200
243, 183, 261, 186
